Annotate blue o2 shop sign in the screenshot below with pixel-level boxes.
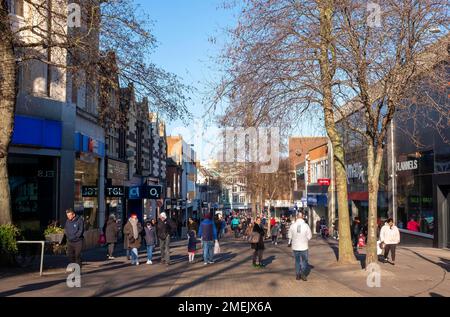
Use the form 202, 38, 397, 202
127, 185, 162, 200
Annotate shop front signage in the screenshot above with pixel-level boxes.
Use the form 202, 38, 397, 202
396, 159, 418, 172
37, 170, 55, 178
105, 186, 125, 197
127, 185, 162, 199
82, 186, 98, 197
318, 178, 331, 186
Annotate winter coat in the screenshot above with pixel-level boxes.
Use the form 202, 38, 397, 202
123, 221, 143, 249
351, 221, 362, 237
64, 215, 84, 243
251, 223, 265, 250
271, 224, 280, 236
105, 219, 119, 243
156, 218, 176, 240
198, 219, 218, 241
188, 220, 198, 234
380, 224, 400, 245
144, 225, 157, 246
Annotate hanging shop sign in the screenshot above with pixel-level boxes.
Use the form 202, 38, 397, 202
396, 159, 418, 172
127, 185, 162, 199
318, 178, 331, 186
82, 186, 98, 197
105, 186, 125, 197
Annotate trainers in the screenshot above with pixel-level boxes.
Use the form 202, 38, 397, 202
208, 261, 215, 264
136, 261, 140, 266
252, 263, 258, 268
146, 260, 152, 265
275, 242, 278, 245
109, 256, 115, 259
204, 262, 208, 265
301, 274, 307, 281
258, 264, 265, 268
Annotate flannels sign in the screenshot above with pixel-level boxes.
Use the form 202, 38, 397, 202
396, 159, 418, 172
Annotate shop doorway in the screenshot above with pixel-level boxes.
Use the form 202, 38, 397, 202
437, 185, 450, 248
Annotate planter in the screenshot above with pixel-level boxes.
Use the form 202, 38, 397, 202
45, 233, 64, 244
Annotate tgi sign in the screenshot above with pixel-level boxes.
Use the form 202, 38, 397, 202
105, 186, 125, 197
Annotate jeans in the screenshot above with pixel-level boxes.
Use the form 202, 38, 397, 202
202, 240, 214, 263
293, 250, 309, 277
130, 247, 139, 264
159, 236, 171, 263
253, 249, 263, 265
146, 245, 154, 261
67, 240, 83, 268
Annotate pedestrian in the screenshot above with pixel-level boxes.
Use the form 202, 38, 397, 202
156, 212, 176, 266
288, 212, 312, 281
123, 213, 143, 266
407, 216, 420, 232
214, 213, 223, 240
188, 217, 198, 235
144, 219, 157, 265
351, 217, 362, 248
380, 218, 400, 265
105, 214, 119, 260
271, 221, 280, 245
187, 230, 198, 263
231, 216, 240, 238
198, 213, 218, 265
251, 217, 266, 268
280, 218, 287, 240
64, 209, 84, 269
177, 213, 183, 240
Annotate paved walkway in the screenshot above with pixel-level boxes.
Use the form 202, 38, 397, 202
0, 236, 448, 297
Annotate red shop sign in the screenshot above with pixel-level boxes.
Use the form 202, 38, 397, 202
318, 178, 331, 186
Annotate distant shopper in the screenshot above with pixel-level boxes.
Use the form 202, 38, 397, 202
64, 209, 84, 268
144, 219, 157, 265
251, 217, 266, 268
380, 218, 400, 265
156, 212, 176, 266
231, 216, 240, 238
406, 217, 420, 232
124, 214, 143, 266
188, 217, 198, 235
271, 221, 280, 245
187, 230, 198, 263
105, 214, 119, 260
288, 212, 312, 281
198, 213, 218, 265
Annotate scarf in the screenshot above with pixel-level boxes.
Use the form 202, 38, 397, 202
129, 218, 139, 239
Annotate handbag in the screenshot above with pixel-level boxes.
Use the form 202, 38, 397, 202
98, 234, 106, 245
214, 240, 221, 254
248, 231, 260, 244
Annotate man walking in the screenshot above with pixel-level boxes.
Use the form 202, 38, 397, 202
64, 209, 84, 269
198, 213, 218, 265
288, 212, 312, 281
156, 212, 175, 266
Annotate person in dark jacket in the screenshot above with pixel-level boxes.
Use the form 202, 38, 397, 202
251, 217, 266, 268
64, 209, 84, 268
105, 214, 119, 260
123, 214, 143, 266
144, 219, 157, 265
188, 217, 198, 235
156, 212, 176, 265
198, 213, 218, 265
187, 230, 199, 263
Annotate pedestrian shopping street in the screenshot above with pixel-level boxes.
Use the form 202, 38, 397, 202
0, 236, 449, 297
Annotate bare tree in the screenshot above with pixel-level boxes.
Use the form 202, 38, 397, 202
212, 0, 356, 264
0, 0, 191, 224
334, 0, 448, 265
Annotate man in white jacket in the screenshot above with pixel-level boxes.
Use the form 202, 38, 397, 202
288, 212, 312, 281
379, 218, 400, 265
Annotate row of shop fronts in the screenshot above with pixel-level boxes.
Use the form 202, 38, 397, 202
301, 114, 450, 249
9, 114, 165, 245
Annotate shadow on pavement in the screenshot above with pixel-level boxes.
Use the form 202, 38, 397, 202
0, 278, 66, 297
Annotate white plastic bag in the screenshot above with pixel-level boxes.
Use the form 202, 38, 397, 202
376, 240, 383, 255
214, 240, 221, 254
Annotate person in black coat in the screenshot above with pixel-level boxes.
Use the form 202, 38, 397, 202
251, 217, 265, 268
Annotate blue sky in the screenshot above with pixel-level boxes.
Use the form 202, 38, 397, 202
135, 1, 325, 161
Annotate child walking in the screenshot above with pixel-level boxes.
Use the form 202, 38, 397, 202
187, 230, 198, 263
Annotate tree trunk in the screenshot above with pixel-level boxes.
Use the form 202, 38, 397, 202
0, 3, 16, 225
366, 144, 384, 266
319, 0, 356, 264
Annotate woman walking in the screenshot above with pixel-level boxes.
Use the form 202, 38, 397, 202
251, 217, 266, 268
124, 213, 143, 266
380, 218, 400, 265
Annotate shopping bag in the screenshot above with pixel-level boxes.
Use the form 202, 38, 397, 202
377, 240, 384, 255
214, 240, 221, 254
